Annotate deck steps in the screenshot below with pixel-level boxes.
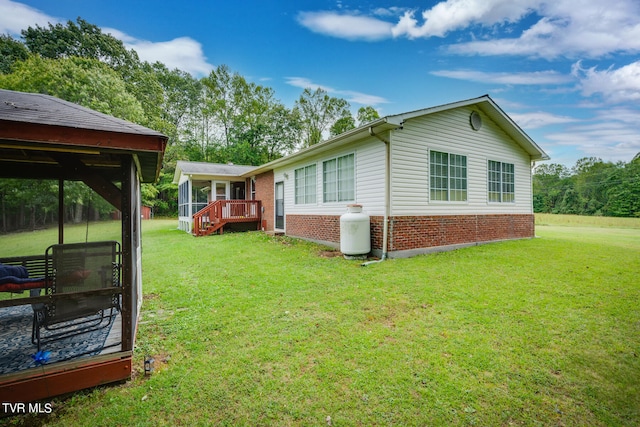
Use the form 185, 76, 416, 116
192, 200, 262, 237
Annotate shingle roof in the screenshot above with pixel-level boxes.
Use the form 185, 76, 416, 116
0, 89, 167, 182
0, 89, 165, 137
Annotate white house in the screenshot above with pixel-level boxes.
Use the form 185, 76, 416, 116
173, 161, 257, 233
180, 95, 549, 258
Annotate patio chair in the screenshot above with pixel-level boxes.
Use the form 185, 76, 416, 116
32, 241, 122, 351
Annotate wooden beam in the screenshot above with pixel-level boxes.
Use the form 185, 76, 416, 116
50, 154, 122, 210
0, 354, 132, 404
120, 159, 135, 352
0, 121, 166, 153
58, 178, 64, 244
0, 161, 121, 181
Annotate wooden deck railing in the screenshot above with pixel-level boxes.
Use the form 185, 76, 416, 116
192, 200, 261, 236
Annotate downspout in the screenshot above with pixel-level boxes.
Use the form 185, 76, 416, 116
362, 125, 390, 266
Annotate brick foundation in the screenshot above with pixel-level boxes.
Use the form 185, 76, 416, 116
285, 215, 341, 244
285, 213, 535, 256
387, 214, 534, 252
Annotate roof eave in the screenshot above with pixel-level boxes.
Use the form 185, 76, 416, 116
241, 118, 396, 177
244, 94, 550, 175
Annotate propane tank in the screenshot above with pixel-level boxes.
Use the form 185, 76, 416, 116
340, 204, 370, 259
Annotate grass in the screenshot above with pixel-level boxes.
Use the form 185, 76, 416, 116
3, 215, 640, 426
0, 221, 122, 257
536, 213, 640, 229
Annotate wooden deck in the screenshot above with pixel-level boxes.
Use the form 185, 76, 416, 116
100, 312, 122, 355
0, 306, 127, 404
192, 200, 261, 236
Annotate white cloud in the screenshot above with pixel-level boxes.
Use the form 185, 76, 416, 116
544, 109, 640, 162
102, 27, 213, 76
285, 77, 389, 106
0, 0, 58, 35
130, 37, 212, 76
373, 7, 407, 18
0, 1, 214, 77
573, 60, 640, 104
392, 0, 534, 39
431, 69, 572, 85
509, 111, 578, 129
296, 11, 393, 41
338, 90, 389, 106
285, 77, 336, 92
298, 0, 640, 59
446, 0, 640, 58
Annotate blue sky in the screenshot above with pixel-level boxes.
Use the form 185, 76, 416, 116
2, 0, 640, 167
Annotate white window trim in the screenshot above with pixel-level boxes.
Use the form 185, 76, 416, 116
294, 163, 318, 205
322, 152, 356, 204
428, 149, 469, 204
487, 159, 516, 204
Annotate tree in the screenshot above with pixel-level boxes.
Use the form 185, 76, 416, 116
152, 62, 202, 140
294, 88, 351, 147
356, 106, 380, 126
19, 18, 169, 133
532, 163, 571, 213
604, 159, 640, 217
197, 65, 301, 165
0, 55, 146, 123
21, 18, 139, 73
330, 116, 356, 137
572, 157, 617, 215
0, 35, 29, 74
201, 65, 241, 148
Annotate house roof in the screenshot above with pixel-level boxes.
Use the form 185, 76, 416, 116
173, 161, 256, 183
244, 95, 549, 177
0, 89, 167, 182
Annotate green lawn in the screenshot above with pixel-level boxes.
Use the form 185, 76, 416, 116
4, 216, 640, 426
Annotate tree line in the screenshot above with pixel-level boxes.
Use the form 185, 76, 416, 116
0, 18, 380, 231
533, 155, 640, 217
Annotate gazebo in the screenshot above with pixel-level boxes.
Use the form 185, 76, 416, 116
0, 89, 167, 403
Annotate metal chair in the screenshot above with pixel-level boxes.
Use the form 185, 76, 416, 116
32, 241, 121, 351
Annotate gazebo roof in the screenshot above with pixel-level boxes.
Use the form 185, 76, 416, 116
0, 89, 167, 183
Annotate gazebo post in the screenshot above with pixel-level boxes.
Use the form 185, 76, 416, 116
58, 177, 64, 244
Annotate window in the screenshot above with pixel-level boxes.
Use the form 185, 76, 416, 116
488, 160, 515, 202
323, 153, 355, 203
192, 185, 208, 215
294, 164, 317, 204
178, 181, 189, 217
430, 151, 467, 201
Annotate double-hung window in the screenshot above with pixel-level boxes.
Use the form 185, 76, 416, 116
488, 160, 515, 202
294, 164, 317, 204
430, 151, 467, 202
323, 153, 355, 203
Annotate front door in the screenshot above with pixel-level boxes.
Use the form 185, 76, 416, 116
231, 181, 245, 200
275, 181, 284, 230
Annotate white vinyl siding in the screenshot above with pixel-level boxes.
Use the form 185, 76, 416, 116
276, 137, 386, 217
323, 153, 354, 203
294, 164, 316, 204
391, 107, 533, 216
